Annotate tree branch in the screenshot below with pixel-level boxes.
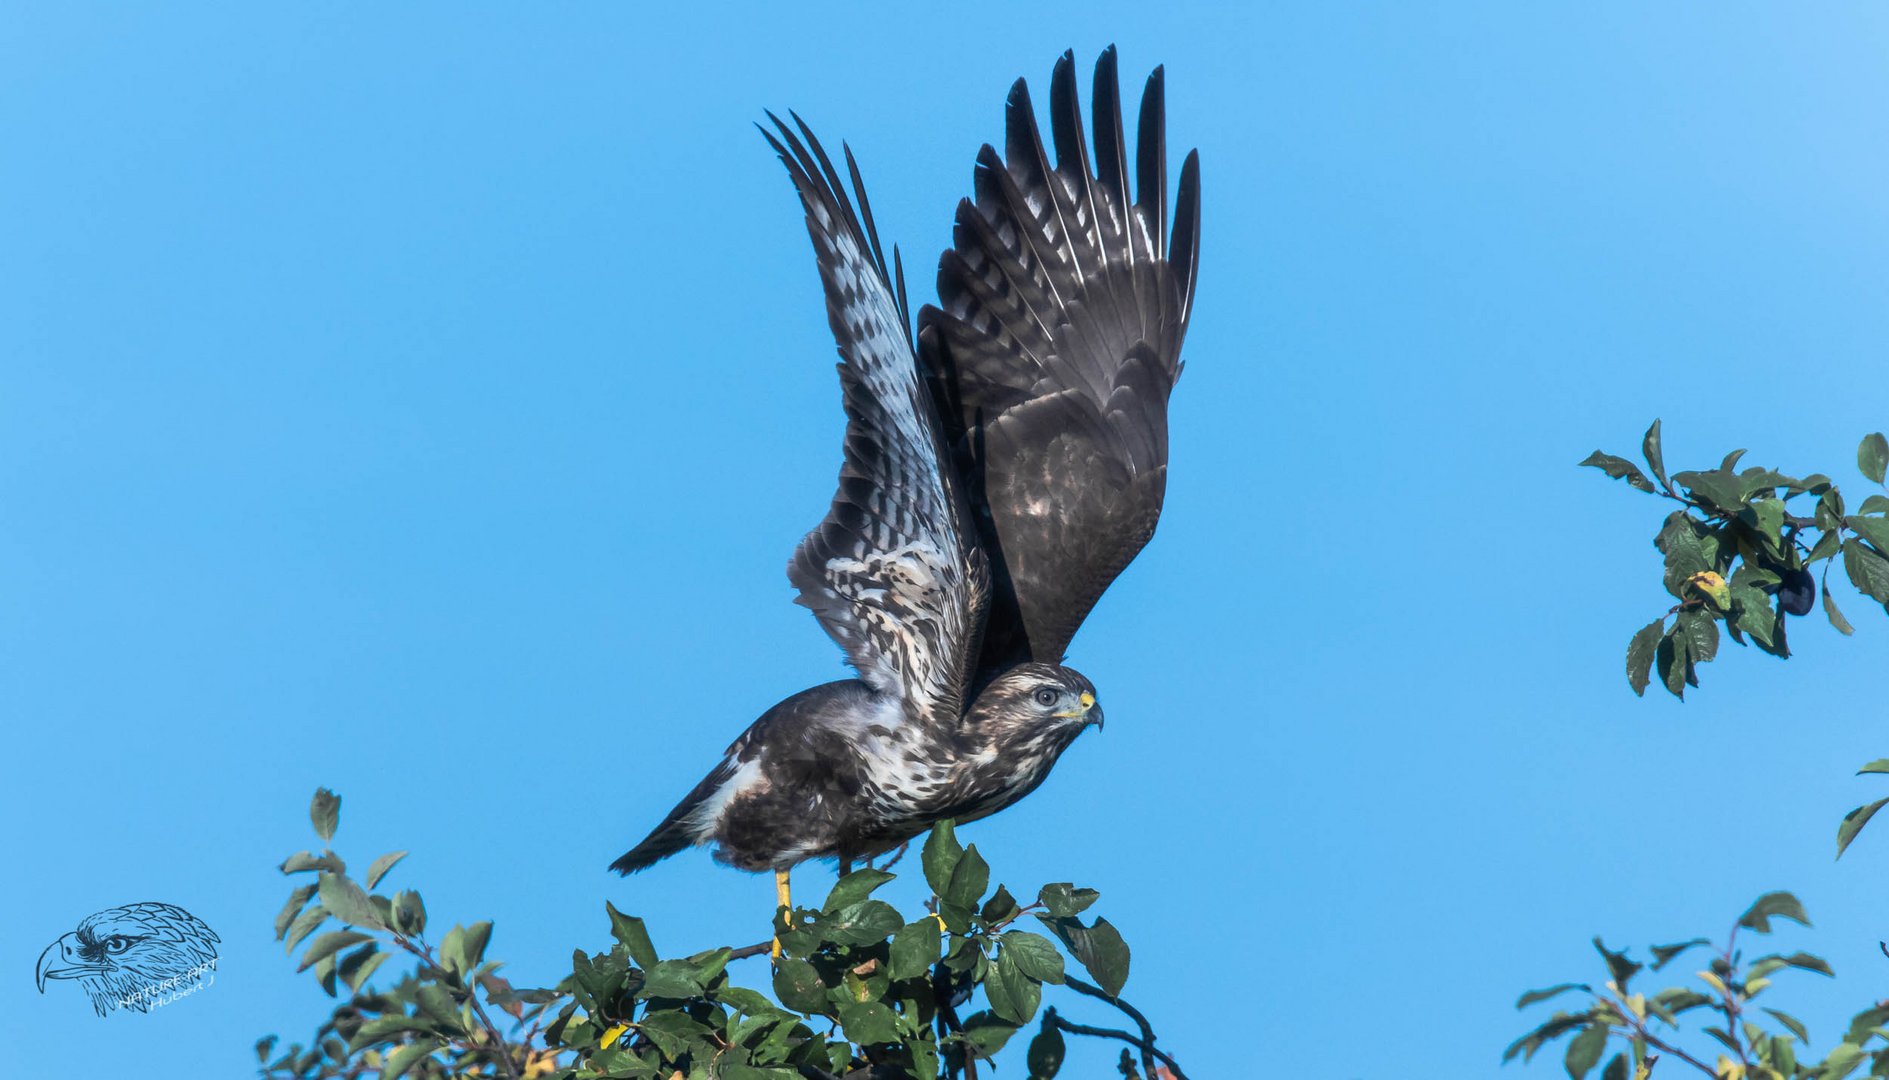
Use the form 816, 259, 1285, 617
1043, 1007, 1187, 1079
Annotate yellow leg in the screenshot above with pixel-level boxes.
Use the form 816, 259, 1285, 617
771, 868, 791, 961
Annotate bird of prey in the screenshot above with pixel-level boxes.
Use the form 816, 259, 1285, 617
36, 901, 220, 1016
611, 47, 1200, 921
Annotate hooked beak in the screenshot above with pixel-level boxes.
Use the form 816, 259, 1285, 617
1057, 691, 1102, 729
37, 932, 103, 992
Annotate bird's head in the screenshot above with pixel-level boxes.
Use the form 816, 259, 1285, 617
37, 902, 220, 1016
969, 662, 1103, 746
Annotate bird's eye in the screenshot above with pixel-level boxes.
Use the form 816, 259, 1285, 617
104, 937, 133, 953
1032, 688, 1059, 707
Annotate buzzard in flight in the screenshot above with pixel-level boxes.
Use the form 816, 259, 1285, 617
612, 48, 1200, 917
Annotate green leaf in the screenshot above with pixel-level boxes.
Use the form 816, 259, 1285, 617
341, 947, 390, 992
365, 850, 408, 891
984, 949, 1042, 1025
640, 957, 705, 999
1843, 538, 1889, 606
392, 889, 426, 936
1763, 1007, 1810, 1043
1858, 759, 1889, 775
274, 883, 318, 940
1836, 797, 1889, 860
836, 1001, 899, 1045
283, 905, 328, 954
888, 917, 942, 981
438, 924, 468, 974
1038, 883, 1100, 918
1642, 420, 1667, 490
1844, 1004, 1889, 1046
1649, 939, 1710, 970
1731, 584, 1782, 652
310, 788, 340, 843
1823, 1042, 1868, 1080
923, 820, 963, 896
607, 902, 659, 968
637, 1008, 710, 1057
1824, 588, 1856, 635
1672, 469, 1747, 511
1847, 514, 1889, 554
1002, 931, 1065, 984
1677, 610, 1718, 665
1655, 628, 1688, 700
980, 884, 1021, 924
380, 1040, 442, 1080
824, 868, 896, 913
1742, 498, 1785, 544
1517, 983, 1591, 1009
721, 1067, 797, 1080
298, 930, 372, 972
1773, 951, 1834, 977
1808, 529, 1843, 564
318, 872, 385, 930
1738, 469, 1800, 500
1738, 891, 1810, 933
820, 899, 903, 946
1601, 1054, 1628, 1080
1591, 938, 1642, 991
1040, 916, 1130, 997
1625, 619, 1663, 697
1859, 432, 1888, 485
279, 850, 344, 875
1657, 514, 1719, 597
1564, 1023, 1608, 1080
944, 844, 990, 909
460, 920, 492, 969
1581, 451, 1655, 493
684, 945, 730, 986
1860, 494, 1889, 516
960, 1011, 1022, 1056
771, 959, 827, 1015
1026, 1021, 1066, 1078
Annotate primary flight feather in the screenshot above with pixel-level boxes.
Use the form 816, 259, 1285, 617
611, 48, 1200, 899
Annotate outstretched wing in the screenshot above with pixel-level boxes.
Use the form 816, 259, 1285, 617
919, 47, 1201, 674
763, 115, 990, 728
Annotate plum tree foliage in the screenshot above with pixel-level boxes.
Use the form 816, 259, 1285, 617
1582, 422, 1889, 699
261, 791, 1180, 1080
1507, 425, 1888, 1080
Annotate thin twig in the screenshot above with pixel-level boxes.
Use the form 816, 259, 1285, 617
729, 939, 775, 961
874, 842, 911, 873
1043, 1007, 1188, 1079
1064, 976, 1169, 1077
387, 933, 523, 1080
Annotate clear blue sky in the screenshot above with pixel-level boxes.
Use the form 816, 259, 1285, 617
4, 4, 1886, 1076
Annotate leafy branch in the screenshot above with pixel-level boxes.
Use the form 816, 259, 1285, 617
1505, 891, 1863, 1080
261, 790, 1183, 1080
1583, 421, 1889, 699
1510, 760, 1889, 1079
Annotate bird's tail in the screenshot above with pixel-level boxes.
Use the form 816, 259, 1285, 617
608, 760, 732, 875
608, 817, 696, 876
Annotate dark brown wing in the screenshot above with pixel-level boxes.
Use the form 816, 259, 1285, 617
763, 114, 990, 729
918, 47, 1200, 675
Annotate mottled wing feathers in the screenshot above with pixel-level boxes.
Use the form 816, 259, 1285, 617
762, 115, 990, 728
919, 48, 1201, 672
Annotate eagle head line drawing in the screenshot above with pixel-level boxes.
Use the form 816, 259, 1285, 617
36, 902, 220, 1016
611, 46, 1200, 926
